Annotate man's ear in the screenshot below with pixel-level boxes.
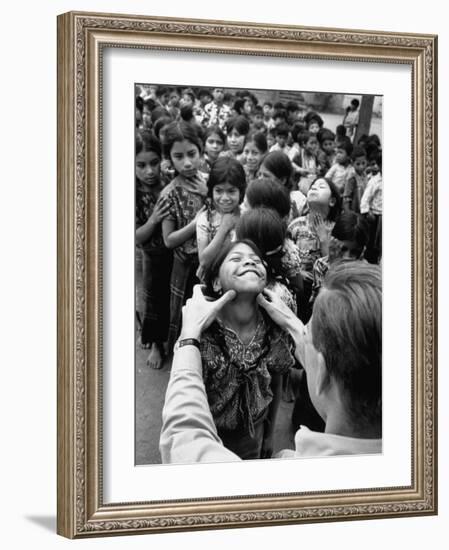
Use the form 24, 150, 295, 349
315, 351, 331, 396
212, 277, 222, 294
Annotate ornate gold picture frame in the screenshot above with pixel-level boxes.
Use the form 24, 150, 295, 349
57, 11, 437, 538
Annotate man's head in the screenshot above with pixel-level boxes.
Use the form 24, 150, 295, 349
306, 262, 382, 434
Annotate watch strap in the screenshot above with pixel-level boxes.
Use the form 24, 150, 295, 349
176, 338, 200, 350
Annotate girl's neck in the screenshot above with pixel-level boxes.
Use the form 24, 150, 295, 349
217, 206, 240, 216
218, 296, 259, 335
309, 204, 330, 218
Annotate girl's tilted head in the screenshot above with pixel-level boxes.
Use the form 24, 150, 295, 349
204, 240, 267, 299
307, 178, 342, 221
160, 121, 203, 178
207, 156, 246, 213
135, 130, 162, 187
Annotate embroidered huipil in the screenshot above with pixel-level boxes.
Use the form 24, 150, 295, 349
160, 174, 208, 258
200, 314, 294, 435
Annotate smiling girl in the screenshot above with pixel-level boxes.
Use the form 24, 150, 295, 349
196, 156, 246, 278
242, 131, 268, 182
200, 240, 295, 459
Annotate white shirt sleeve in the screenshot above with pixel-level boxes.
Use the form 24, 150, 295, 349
159, 345, 241, 464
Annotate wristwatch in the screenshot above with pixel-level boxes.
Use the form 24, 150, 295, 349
174, 338, 201, 352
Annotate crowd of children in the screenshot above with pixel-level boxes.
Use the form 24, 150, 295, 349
135, 84, 382, 456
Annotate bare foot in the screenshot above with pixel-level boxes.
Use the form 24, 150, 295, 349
146, 343, 164, 369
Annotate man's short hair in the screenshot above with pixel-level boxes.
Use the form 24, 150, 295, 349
311, 261, 382, 429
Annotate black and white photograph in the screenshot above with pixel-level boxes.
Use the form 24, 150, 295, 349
134, 83, 383, 465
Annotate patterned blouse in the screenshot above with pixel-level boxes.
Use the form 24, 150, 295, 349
135, 182, 165, 253
160, 174, 208, 257
200, 312, 294, 435
287, 214, 334, 274
196, 207, 237, 248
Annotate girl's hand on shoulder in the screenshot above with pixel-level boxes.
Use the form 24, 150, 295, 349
151, 196, 171, 223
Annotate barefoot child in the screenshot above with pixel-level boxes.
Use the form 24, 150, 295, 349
135, 130, 172, 369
